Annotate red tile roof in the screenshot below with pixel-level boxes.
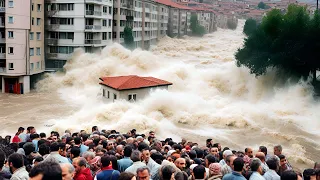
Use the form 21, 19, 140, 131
155, 0, 192, 10
99, 75, 172, 91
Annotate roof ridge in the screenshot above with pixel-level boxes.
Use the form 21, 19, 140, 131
117, 75, 138, 89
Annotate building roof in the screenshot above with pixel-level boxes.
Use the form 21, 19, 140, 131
155, 0, 192, 10
99, 75, 172, 91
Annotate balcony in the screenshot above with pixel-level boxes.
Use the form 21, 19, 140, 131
0, 53, 5, 59
0, 67, 5, 73
86, 10, 102, 16
46, 53, 73, 60
0, 38, 5, 43
46, 38, 58, 45
0, 7, 5, 13
85, 25, 102, 30
0, 23, 4, 28
85, 39, 102, 44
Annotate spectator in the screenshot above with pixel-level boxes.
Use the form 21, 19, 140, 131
44, 142, 69, 163
278, 155, 292, 175
263, 156, 280, 180
221, 155, 236, 176
245, 147, 254, 158
118, 146, 133, 172
119, 172, 136, 180
222, 157, 246, 180
8, 153, 29, 180
281, 170, 297, 180
74, 137, 89, 156
60, 163, 75, 180
136, 167, 151, 180
12, 128, 24, 143
255, 152, 268, 175
193, 165, 206, 180
73, 157, 93, 180
125, 151, 145, 175
161, 165, 176, 180
95, 155, 120, 180
0, 149, 10, 180
29, 160, 62, 180
208, 163, 222, 180
249, 158, 264, 180
303, 169, 316, 180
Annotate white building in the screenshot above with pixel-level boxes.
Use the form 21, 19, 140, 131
99, 75, 172, 102
45, 0, 113, 70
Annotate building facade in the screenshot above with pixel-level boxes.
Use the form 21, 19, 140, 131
0, 0, 45, 94
45, 0, 114, 70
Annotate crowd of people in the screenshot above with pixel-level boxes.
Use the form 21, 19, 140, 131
0, 126, 318, 180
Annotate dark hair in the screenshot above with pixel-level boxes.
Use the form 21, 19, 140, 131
138, 143, 149, 152
278, 154, 285, 160
175, 171, 188, 180
30, 134, 40, 140
110, 155, 118, 170
189, 150, 197, 159
23, 142, 35, 155
124, 146, 133, 157
266, 157, 278, 170
18, 127, 25, 132
29, 161, 62, 180
8, 153, 24, 169
82, 134, 90, 142
194, 148, 204, 159
71, 147, 80, 158
50, 142, 60, 152
74, 137, 81, 145
250, 158, 261, 172
27, 126, 35, 132
38, 139, 47, 147
58, 143, 66, 151
0, 149, 5, 169
193, 165, 206, 179
9, 143, 19, 152
39, 144, 50, 156
162, 165, 176, 180
281, 170, 297, 180
172, 144, 183, 152
259, 146, 267, 154
101, 155, 112, 167
233, 157, 244, 172
119, 172, 135, 180
205, 154, 216, 164
66, 137, 74, 145
303, 169, 316, 180
40, 133, 46, 138
34, 156, 44, 163
92, 126, 98, 131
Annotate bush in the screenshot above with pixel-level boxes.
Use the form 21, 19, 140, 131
243, 19, 257, 36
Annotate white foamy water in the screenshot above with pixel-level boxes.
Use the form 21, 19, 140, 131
1, 20, 319, 170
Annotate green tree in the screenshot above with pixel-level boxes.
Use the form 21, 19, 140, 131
243, 19, 257, 36
124, 26, 134, 49
235, 5, 320, 82
258, 2, 270, 9
190, 14, 206, 36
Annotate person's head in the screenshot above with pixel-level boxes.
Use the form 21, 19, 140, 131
83, 151, 95, 162
233, 157, 244, 172
303, 169, 317, 180
18, 127, 25, 134
92, 126, 98, 132
39, 133, 46, 139
139, 143, 150, 163
101, 155, 112, 167
23, 142, 35, 155
193, 165, 206, 179
212, 143, 221, 151
70, 147, 81, 159
193, 148, 204, 159
161, 165, 176, 180
8, 153, 24, 173
189, 150, 197, 159
124, 145, 133, 158
174, 158, 186, 170
116, 145, 124, 155
274, 145, 282, 156
278, 154, 287, 167
209, 163, 221, 176
27, 126, 36, 134
281, 170, 298, 180
245, 147, 253, 158
74, 137, 81, 145
250, 158, 263, 174
259, 146, 267, 156
226, 154, 236, 167
119, 172, 136, 180
38, 143, 50, 156
29, 161, 62, 180
137, 166, 151, 180
33, 156, 44, 166
210, 147, 219, 156
255, 152, 265, 162
0, 149, 5, 169
130, 149, 142, 161
72, 157, 87, 173
149, 131, 155, 138
60, 163, 75, 180
205, 154, 216, 167
50, 142, 60, 152
222, 150, 233, 160
266, 155, 279, 171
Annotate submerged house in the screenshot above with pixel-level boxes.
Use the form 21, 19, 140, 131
99, 75, 172, 102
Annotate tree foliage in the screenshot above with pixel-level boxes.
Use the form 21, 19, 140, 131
236, 5, 320, 81
243, 19, 257, 36
124, 26, 134, 49
227, 19, 237, 30
258, 2, 270, 9
190, 14, 206, 36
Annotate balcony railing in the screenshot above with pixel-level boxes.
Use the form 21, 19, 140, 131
46, 53, 58, 58
46, 38, 58, 45
85, 39, 102, 44
0, 53, 5, 59
85, 25, 102, 30
0, 38, 5, 43
0, 67, 5, 73
0, 7, 5, 13
0, 23, 4, 28
86, 10, 102, 16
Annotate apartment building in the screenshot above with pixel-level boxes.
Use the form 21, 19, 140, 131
113, 0, 168, 49
45, 0, 113, 70
0, 0, 45, 94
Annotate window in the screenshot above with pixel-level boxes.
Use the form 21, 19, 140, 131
8, 47, 13, 54
59, 18, 73, 25
36, 47, 41, 55
109, 7, 112, 14
30, 32, 34, 40
36, 32, 41, 40
31, 3, 34, 11
31, 63, 34, 70
8, 0, 13, 8
103, 32, 107, 40
103, 6, 107, 13
108, 32, 111, 39
107, 91, 110, 98
114, 94, 117, 100
30, 48, 34, 56
37, 18, 41, 25
103, 20, 107, 26
32, 17, 34, 25
9, 63, 13, 70
8, 16, 13, 24
109, 19, 111, 27
37, 62, 40, 69
58, 3, 74, 11
102, 89, 105, 97
128, 94, 137, 101
37, 4, 41, 12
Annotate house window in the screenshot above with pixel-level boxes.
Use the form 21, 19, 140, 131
31, 63, 34, 70
102, 89, 105, 97
8, 16, 13, 24
107, 91, 110, 98
8, 47, 13, 54
37, 62, 40, 69
31, 3, 34, 11
37, 32, 41, 40
37, 18, 41, 25
36, 47, 41, 55
114, 93, 117, 100
30, 32, 34, 40
128, 94, 137, 101
103, 6, 107, 13
30, 48, 34, 56
8, 0, 13, 8
103, 20, 107, 26
109, 7, 112, 14
9, 63, 13, 70
108, 19, 111, 27
102, 32, 107, 40
32, 17, 34, 25
37, 4, 41, 12
108, 32, 111, 39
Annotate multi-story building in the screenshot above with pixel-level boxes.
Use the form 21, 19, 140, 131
0, 0, 45, 94
45, 0, 114, 70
